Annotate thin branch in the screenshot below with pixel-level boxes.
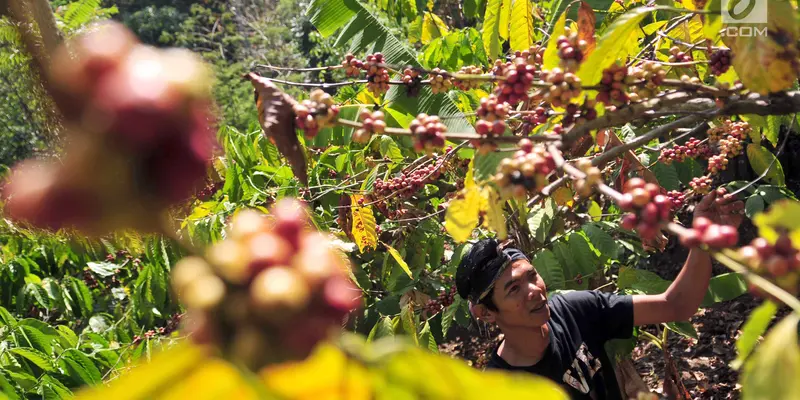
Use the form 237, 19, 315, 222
256, 64, 342, 72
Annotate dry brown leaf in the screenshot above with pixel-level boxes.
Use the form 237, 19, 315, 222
245, 72, 308, 185
577, 1, 597, 57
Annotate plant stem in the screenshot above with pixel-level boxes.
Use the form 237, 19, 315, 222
639, 330, 663, 350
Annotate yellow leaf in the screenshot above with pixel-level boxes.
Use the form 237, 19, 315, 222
722, 1, 799, 95
746, 144, 785, 187
681, 0, 696, 9
741, 313, 800, 400
588, 200, 602, 221
384, 242, 413, 279
262, 343, 372, 400
509, 0, 534, 51
466, 157, 476, 189
543, 12, 567, 71
753, 199, 800, 248
445, 185, 481, 243
350, 195, 377, 252
482, 0, 503, 59
481, 187, 508, 240
552, 186, 574, 207
498, 0, 512, 40
161, 359, 259, 400
75, 342, 214, 400
421, 12, 449, 44
356, 87, 381, 105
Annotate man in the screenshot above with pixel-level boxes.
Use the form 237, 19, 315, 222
455, 189, 745, 400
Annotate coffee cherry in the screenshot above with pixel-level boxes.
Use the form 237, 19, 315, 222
666, 190, 685, 210
453, 65, 484, 90
341, 53, 363, 77
689, 176, 713, 194
522, 44, 545, 69
630, 188, 651, 207
596, 62, 629, 106
679, 229, 701, 247
709, 48, 732, 76
493, 144, 555, 199
555, 27, 586, 72
293, 89, 340, 138
353, 110, 386, 144
410, 113, 447, 153
538, 68, 582, 108
364, 53, 390, 96
429, 68, 453, 94
250, 266, 310, 321
562, 99, 597, 127
627, 61, 666, 102
495, 57, 535, 106
669, 46, 694, 63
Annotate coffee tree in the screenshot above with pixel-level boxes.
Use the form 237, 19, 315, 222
1, 0, 800, 399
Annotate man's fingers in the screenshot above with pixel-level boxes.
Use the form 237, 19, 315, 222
696, 191, 717, 210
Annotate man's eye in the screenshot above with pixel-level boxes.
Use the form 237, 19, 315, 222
509, 286, 518, 294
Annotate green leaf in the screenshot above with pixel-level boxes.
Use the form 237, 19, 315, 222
532, 249, 565, 290
419, 322, 439, 353
582, 223, 620, 260
378, 136, 404, 164
473, 151, 505, 182
732, 300, 778, 370
528, 198, 556, 244
766, 115, 783, 147
0, 306, 16, 326
543, 12, 567, 71
19, 325, 53, 356
56, 326, 79, 348
757, 185, 797, 203
651, 162, 680, 191
400, 304, 418, 345
701, 272, 747, 307
567, 232, 598, 276
307, 0, 358, 36
63, 0, 102, 29
61, 349, 102, 385
86, 262, 117, 277
509, 0, 534, 50
89, 315, 111, 334
665, 321, 697, 339
745, 194, 765, 219
0, 370, 22, 400
9, 348, 54, 372
578, 6, 656, 85
39, 376, 73, 400
482, 0, 503, 59
747, 144, 785, 187
367, 316, 395, 342
386, 243, 413, 280
674, 158, 703, 185
741, 314, 800, 399
617, 267, 669, 292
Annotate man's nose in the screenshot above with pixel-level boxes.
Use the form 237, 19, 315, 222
526, 281, 541, 300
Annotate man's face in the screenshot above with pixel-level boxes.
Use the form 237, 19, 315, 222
485, 259, 550, 329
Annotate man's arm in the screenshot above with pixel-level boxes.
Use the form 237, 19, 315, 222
631, 189, 744, 326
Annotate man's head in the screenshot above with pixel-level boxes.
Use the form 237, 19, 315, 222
455, 239, 549, 330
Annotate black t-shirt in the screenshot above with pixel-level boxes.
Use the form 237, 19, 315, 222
486, 291, 634, 400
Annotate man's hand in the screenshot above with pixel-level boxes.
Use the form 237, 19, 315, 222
693, 188, 745, 228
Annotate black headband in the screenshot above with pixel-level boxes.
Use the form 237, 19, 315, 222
467, 247, 529, 304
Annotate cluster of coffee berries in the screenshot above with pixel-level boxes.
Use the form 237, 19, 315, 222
453, 65, 484, 90
539, 68, 582, 108
171, 199, 361, 371
718, 135, 743, 157
521, 107, 549, 135
371, 158, 445, 200
423, 286, 457, 316
2, 22, 216, 235
518, 44, 545, 69
562, 100, 598, 126
429, 68, 453, 94
196, 180, 223, 202
665, 190, 685, 211
668, 46, 694, 63
495, 58, 535, 105
618, 178, 672, 240
679, 216, 738, 250
707, 154, 729, 174
574, 159, 603, 197
353, 110, 386, 144
556, 27, 587, 72
410, 114, 447, 153
739, 235, 800, 296
83, 269, 100, 289
709, 48, 732, 76
365, 53, 390, 95
402, 67, 423, 97
493, 139, 555, 199
132, 314, 183, 345
596, 62, 630, 106
475, 95, 511, 136
693, 0, 707, 9
659, 138, 709, 164
708, 120, 750, 142
689, 175, 713, 194
293, 89, 340, 138
341, 53, 363, 77
628, 61, 667, 102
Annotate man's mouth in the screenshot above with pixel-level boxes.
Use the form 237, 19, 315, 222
530, 302, 546, 313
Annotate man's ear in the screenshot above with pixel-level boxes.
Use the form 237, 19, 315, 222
471, 303, 496, 324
